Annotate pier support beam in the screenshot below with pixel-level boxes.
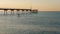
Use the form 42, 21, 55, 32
11, 10, 14, 15
4, 10, 7, 15
29, 10, 31, 14
22, 10, 24, 14
4, 10, 5, 15
16, 10, 20, 14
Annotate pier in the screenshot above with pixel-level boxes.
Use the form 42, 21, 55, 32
0, 8, 38, 15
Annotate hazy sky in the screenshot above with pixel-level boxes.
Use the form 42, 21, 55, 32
0, 0, 60, 11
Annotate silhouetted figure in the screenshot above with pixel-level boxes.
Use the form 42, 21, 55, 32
17, 11, 20, 17
17, 13, 20, 17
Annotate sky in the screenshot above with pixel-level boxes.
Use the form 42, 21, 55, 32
0, 0, 60, 11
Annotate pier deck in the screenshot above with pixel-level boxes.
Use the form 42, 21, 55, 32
0, 8, 38, 15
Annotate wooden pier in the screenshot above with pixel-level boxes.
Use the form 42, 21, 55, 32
0, 8, 38, 15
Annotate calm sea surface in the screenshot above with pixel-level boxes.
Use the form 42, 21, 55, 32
0, 11, 60, 34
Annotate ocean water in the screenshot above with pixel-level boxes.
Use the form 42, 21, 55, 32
0, 11, 60, 34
